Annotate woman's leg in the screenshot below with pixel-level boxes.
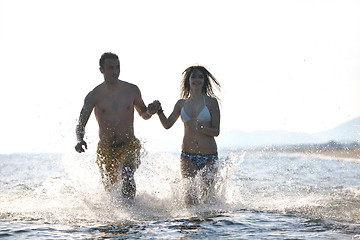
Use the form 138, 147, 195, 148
180, 156, 199, 205
200, 158, 218, 203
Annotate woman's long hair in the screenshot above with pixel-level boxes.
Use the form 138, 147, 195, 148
180, 65, 221, 99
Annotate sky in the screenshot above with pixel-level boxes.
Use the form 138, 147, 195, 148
0, 0, 359, 154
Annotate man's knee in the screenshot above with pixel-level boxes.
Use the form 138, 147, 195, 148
121, 163, 135, 179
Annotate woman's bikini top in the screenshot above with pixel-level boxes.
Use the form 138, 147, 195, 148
181, 96, 211, 123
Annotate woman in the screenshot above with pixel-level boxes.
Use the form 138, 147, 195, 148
154, 65, 221, 204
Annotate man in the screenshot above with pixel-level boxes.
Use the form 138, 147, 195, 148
75, 52, 157, 199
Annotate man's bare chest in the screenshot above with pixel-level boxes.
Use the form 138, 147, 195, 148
95, 93, 134, 114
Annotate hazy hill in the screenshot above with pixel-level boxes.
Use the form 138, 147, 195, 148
313, 117, 360, 143
217, 116, 360, 149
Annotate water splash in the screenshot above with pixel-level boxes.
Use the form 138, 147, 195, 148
0, 150, 359, 230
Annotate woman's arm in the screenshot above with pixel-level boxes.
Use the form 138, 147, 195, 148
157, 99, 183, 129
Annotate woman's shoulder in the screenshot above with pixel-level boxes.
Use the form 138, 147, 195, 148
176, 98, 186, 105
204, 95, 220, 111
205, 95, 219, 104
174, 99, 186, 108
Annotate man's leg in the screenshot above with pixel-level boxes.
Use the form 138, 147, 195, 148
97, 148, 120, 191
121, 162, 136, 199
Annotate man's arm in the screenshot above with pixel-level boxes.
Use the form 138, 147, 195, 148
75, 92, 95, 152
133, 86, 155, 120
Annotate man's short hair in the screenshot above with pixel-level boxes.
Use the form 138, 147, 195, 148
99, 52, 119, 69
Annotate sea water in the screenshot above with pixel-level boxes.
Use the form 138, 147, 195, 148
0, 150, 359, 239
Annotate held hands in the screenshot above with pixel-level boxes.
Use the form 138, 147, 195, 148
147, 100, 161, 115
75, 140, 87, 153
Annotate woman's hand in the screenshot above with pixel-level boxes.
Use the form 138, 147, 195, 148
147, 100, 161, 115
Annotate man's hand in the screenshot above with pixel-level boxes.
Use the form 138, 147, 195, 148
75, 140, 87, 153
147, 100, 161, 115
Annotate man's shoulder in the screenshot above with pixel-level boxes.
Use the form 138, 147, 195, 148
119, 80, 140, 94
89, 80, 140, 97
89, 83, 105, 95
119, 80, 138, 89
84, 82, 105, 99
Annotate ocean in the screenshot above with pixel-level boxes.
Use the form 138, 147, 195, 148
0, 150, 359, 239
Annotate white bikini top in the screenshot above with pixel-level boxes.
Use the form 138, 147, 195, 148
181, 96, 211, 123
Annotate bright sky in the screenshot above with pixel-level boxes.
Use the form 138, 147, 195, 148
0, 0, 359, 153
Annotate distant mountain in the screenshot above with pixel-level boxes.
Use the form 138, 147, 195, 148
313, 117, 360, 143
217, 116, 360, 149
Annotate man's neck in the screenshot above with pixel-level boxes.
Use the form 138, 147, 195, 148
104, 78, 119, 86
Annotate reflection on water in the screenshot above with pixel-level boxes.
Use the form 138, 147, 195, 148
83, 210, 359, 240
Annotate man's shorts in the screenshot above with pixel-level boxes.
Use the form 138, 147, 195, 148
96, 137, 141, 184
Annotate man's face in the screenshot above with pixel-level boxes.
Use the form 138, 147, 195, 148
100, 58, 120, 83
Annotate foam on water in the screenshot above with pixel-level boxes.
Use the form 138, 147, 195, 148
0, 150, 359, 237
0, 151, 237, 225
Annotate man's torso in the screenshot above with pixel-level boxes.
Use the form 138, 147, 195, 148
92, 80, 138, 145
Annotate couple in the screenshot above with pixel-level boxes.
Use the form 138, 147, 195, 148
75, 52, 221, 205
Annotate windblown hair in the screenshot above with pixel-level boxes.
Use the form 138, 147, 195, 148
181, 65, 221, 99
99, 52, 119, 69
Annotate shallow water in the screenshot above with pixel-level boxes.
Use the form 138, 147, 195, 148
0, 150, 359, 239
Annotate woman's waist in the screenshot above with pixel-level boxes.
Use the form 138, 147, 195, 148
181, 138, 217, 154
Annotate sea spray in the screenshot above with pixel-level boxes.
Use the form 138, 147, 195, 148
1, 151, 359, 238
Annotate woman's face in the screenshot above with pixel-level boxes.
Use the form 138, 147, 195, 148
189, 69, 205, 91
